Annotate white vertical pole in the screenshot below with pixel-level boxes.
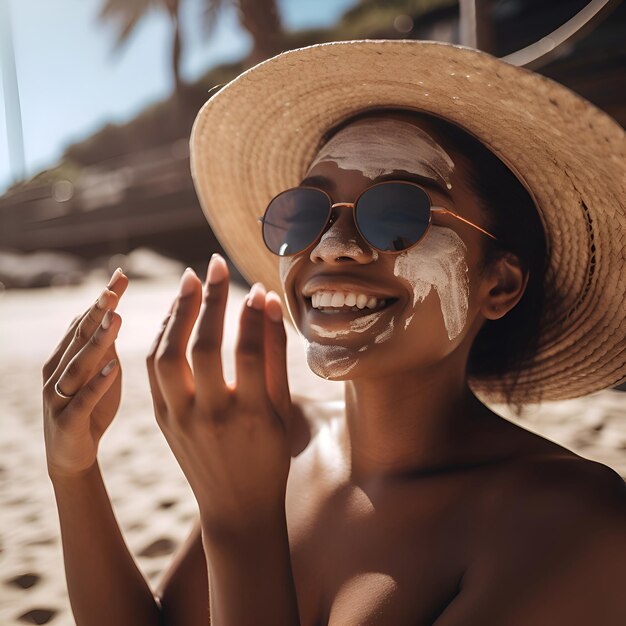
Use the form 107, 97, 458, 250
459, 0, 496, 53
0, 0, 26, 183
459, 0, 477, 48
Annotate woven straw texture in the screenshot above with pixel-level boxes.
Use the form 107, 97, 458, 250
189, 39, 626, 403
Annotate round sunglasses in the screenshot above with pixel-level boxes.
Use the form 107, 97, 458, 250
258, 180, 497, 256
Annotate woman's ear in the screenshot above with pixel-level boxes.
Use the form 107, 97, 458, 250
480, 252, 528, 321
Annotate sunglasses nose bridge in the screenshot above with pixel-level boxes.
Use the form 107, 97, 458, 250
308, 200, 368, 256
325, 201, 360, 234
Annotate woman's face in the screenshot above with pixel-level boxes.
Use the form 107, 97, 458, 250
278, 112, 493, 381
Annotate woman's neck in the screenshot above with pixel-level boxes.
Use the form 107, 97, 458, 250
339, 356, 493, 482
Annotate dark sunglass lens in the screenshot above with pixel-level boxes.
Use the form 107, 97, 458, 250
356, 182, 431, 251
262, 188, 330, 256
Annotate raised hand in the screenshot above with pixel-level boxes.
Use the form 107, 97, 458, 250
146, 254, 293, 540
42, 269, 128, 478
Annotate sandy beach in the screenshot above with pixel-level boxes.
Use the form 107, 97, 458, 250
1, 272, 624, 625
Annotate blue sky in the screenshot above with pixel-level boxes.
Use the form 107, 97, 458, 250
0, 0, 357, 194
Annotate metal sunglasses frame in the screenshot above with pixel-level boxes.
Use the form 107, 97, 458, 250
257, 180, 497, 257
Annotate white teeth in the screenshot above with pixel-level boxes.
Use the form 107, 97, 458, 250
308, 290, 391, 311
319, 292, 333, 307
330, 292, 344, 307
356, 294, 368, 309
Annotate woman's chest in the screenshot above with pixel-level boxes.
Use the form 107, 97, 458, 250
285, 448, 486, 625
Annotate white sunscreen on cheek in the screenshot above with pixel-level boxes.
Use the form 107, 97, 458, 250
394, 226, 469, 340
308, 118, 455, 190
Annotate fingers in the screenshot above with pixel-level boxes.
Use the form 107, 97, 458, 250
47, 269, 128, 384
105, 267, 128, 300
59, 358, 119, 429
54, 309, 122, 402
148, 256, 290, 427
43, 312, 87, 383
235, 282, 269, 403
153, 268, 201, 414
191, 254, 229, 406
146, 303, 174, 419
263, 291, 291, 428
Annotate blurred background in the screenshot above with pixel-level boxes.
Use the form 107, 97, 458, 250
1, 2, 625, 624
0, 0, 625, 288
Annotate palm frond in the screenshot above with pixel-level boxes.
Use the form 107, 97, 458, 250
97, 0, 164, 47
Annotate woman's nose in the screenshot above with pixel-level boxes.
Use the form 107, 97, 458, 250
308, 206, 375, 264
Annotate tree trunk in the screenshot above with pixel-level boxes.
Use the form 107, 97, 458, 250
236, 0, 285, 65
167, 1, 190, 133
167, 2, 184, 94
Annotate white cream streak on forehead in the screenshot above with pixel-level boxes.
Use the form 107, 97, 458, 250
308, 118, 455, 189
394, 226, 469, 340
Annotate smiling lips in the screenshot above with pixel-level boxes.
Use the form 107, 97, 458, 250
301, 276, 402, 317
310, 290, 392, 312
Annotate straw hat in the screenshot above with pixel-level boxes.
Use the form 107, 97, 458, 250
189, 39, 626, 403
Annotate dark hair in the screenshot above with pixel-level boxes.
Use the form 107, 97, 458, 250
319, 107, 548, 404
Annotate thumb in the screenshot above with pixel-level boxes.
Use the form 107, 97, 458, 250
263, 291, 292, 431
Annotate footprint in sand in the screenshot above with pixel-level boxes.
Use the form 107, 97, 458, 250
6, 573, 41, 589
138, 537, 176, 558
17, 608, 57, 624
157, 499, 177, 510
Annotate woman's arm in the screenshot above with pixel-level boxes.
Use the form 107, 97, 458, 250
43, 269, 161, 624
50, 462, 162, 626
155, 518, 210, 625
203, 513, 300, 626
145, 258, 301, 625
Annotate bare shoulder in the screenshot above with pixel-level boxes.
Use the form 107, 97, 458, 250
434, 457, 626, 624
510, 453, 624, 512
482, 453, 626, 536
288, 393, 344, 458
472, 453, 626, 578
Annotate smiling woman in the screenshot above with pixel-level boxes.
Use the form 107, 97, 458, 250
293, 108, 548, 405
185, 38, 626, 626
43, 38, 626, 626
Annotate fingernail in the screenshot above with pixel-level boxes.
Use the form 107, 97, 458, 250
107, 267, 123, 289
247, 282, 266, 310
179, 267, 197, 296
266, 291, 283, 322
96, 289, 109, 309
208, 254, 227, 285
101, 358, 117, 376
101, 309, 112, 330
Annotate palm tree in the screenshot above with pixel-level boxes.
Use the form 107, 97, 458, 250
199, 0, 285, 65
99, 0, 285, 99
99, 0, 186, 93
230, 0, 285, 65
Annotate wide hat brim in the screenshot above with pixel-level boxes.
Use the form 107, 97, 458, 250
189, 39, 626, 404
